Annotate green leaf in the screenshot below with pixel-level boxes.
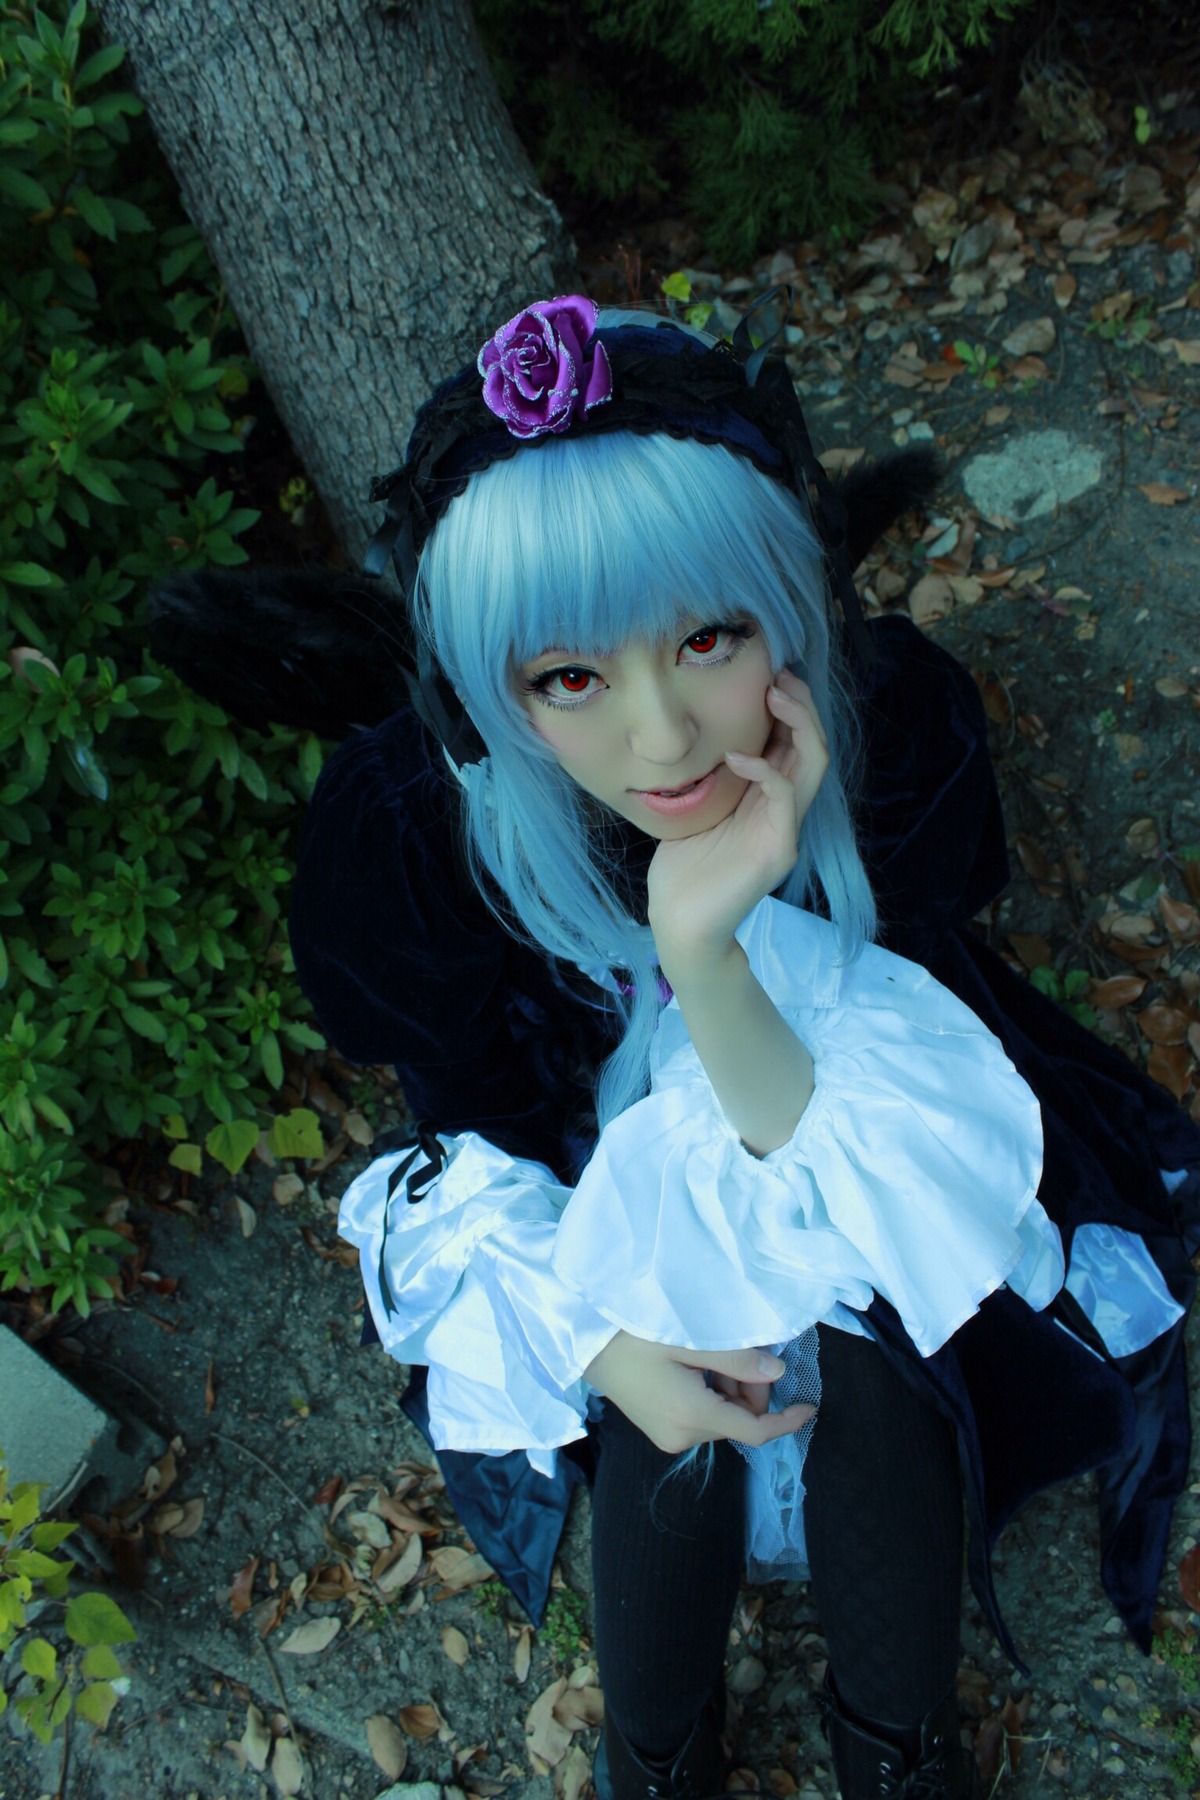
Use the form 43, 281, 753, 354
167, 1142, 202, 1176
81, 1643, 124, 1680
8, 1488, 41, 1534
259, 1030, 283, 1089
21, 1637, 56, 1682
65, 1591, 136, 1647
0, 165, 52, 211
661, 271, 692, 301
74, 1680, 118, 1728
0, 562, 58, 588
1028, 966, 1062, 1000
162, 1113, 188, 1140
31, 1521, 76, 1552
122, 1004, 167, 1043
298, 734, 324, 791
72, 464, 125, 504
72, 188, 117, 241
76, 42, 127, 87
269, 1108, 324, 1161
204, 1118, 260, 1175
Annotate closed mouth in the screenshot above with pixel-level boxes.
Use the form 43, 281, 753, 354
636, 767, 717, 797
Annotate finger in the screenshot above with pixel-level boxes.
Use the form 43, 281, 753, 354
767, 682, 828, 748
676, 1347, 786, 1384
709, 1375, 770, 1416
697, 1394, 817, 1447
724, 750, 802, 803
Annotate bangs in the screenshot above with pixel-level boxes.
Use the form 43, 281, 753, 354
416, 433, 822, 720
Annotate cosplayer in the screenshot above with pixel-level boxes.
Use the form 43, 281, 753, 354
153, 294, 1200, 1800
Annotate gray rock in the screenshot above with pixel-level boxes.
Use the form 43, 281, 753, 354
962, 430, 1103, 521
0, 1325, 161, 1511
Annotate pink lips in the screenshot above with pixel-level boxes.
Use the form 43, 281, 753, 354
634, 765, 722, 817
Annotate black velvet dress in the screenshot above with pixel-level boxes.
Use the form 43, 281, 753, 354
288, 613, 1200, 1664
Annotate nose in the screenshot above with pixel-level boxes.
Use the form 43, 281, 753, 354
625, 671, 697, 768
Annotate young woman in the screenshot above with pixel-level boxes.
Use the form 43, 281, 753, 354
155, 294, 1200, 1800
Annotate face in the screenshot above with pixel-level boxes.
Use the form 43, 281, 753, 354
515, 616, 777, 839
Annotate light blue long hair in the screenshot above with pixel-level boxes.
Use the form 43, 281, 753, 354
413, 423, 876, 1133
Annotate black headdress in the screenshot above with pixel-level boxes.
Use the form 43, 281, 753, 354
148, 293, 938, 744
364, 289, 875, 767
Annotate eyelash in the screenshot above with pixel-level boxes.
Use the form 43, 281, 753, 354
522, 622, 756, 711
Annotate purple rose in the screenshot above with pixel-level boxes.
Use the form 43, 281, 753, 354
477, 296, 613, 439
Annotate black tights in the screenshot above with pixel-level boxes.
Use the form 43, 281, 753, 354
590, 1327, 964, 1762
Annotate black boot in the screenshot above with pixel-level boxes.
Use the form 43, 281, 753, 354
820, 1673, 981, 1800
593, 1692, 758, 1800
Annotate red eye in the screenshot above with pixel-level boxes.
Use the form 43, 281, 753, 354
557, 669, 592, 692
687, 630, 720, 655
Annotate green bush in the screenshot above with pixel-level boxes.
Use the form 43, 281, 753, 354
0, 1446, 135, 1741
1, 1, 327, 1315
478, 0, 1034, 262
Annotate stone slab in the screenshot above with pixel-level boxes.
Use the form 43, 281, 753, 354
962, 428, 1103, 522
0, 1325, 158, 1511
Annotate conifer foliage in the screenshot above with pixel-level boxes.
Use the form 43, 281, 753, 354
478, 0, 1033, 261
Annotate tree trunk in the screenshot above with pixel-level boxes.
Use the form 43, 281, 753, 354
93, 0, 576, 559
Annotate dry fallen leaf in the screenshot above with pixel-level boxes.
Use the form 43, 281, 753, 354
399, 1702, 443, 1740
346, 1509, 391, 1550
366, 1713, 408, 1780
560, 1742, 593, 1800
344, 1110, 375, 1147
152, 1495, 205, 1539
312, 1474, 343, 1508
1148, 1043, 1192, 1100
908, 573, 954, 626
240, 1703, 272, 1774
1125, 817, 1160, 858
375, 1531, 423, 1595
526, 1679, 573, 1773
1160, 895, 1200, 945
442, 1625, 470, 1666
1136, 1005, 1191, 1047
272, 1172, 305, 1206
427, 1546, 493, 1592
271, 1735, 305, 1797
1002, 316, 1056, 356
277, 1616, 340, 1655
514, 1625, 533, 1685
1090, 976, 1147, 1010
1103, 911, 1157, 944
1138, 482, 1188, 506
1052, 272, 1077, 308
1155, 677, 1191, 699
230, 1554, 260, 1621
204, 1360, 216, 1416
1008, 934, 1052, 971
236, 1197, 257, 1238
1163, 338, 1200, 365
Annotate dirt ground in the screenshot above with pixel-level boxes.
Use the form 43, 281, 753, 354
3, 74, 1200, 1800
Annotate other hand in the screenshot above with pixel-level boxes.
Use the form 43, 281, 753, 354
584, 1330, 815, 1456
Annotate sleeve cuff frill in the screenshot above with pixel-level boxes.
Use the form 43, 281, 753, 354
338, 1137, 619, 1474
553, 899, 1064, 1358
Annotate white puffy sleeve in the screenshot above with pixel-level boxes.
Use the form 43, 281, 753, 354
552, 898, 1065, 1359
338, 1134, 619, 1473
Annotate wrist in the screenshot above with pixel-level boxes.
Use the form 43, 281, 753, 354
656, 935, 747, 997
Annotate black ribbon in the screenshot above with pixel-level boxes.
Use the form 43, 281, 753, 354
376, 1121, 449, 1319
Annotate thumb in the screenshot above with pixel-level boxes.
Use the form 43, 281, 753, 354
674, 1346, 785, 1385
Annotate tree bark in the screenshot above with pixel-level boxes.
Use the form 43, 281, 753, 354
93, 0, 576, 558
